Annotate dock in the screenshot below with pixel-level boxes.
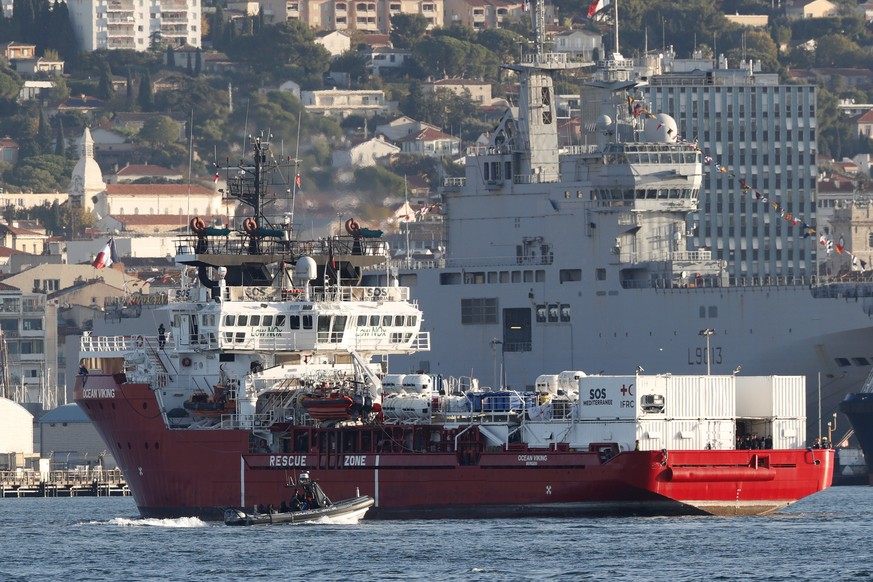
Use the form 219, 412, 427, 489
0, 468, 130, 498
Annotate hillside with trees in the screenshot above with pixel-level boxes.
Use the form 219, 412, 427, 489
0, 0, 872, 224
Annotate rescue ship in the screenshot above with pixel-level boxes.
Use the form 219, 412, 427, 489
73, 133, 833, 519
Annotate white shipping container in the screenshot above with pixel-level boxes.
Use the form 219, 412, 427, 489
665, 419, 700, 450
663, 375, 735, 419
701, 376, 736, 419
772, 418, 806, 449
771, 376, 805, 418
574, 421, 636, 450
577, 376, 638, 421
665, 375, 701, 419
638, 419, 666, 451
735, 376, 805, 419
699, 418, 736, 450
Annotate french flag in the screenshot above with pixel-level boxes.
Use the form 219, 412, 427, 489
92, 239, 118, 269
588, 0, 609, 18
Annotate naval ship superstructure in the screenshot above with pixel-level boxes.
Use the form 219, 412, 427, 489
371, 3, 873, 439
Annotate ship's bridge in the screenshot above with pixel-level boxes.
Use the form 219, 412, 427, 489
165, 286, 430, 356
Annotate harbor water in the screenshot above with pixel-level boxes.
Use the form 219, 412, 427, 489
2, 486, 870, 581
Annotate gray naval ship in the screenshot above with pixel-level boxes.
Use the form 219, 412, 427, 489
367, 1, 873, 439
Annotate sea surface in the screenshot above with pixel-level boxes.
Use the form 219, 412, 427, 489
2, 486, 871, 581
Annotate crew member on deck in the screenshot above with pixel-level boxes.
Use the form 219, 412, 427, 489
158, 324, 166, 349
79, 361, 89, 385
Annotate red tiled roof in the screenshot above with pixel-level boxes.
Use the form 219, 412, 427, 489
0, 246, 29, 257
0, 223, 46, 236
397, 127, 457, 142
105, 184, 215, 196
116, 164, 182, 177
108, 214, 222, 226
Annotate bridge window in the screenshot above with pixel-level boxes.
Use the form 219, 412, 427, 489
290, 315, 300, 329
224, 315, 236, 325
251, 315, 260, 325
238, 315, 248, 326
357, 315, 367, 325
302, 315, 313, 329
396, 315, 405, 326
382, 315, 392, 326
263, 315, 273, 326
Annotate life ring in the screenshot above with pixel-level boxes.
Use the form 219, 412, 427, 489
181, 357, 192, 367
190, 217, 206, 234
345, 218, 361, 237
135, 335, 144, 348
243, 218, 258, 234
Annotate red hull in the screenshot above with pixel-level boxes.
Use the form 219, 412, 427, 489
75, 376, 834, 520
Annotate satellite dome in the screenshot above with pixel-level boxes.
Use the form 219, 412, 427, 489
642, 113, 679, 143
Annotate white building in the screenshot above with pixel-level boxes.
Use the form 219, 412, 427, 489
66, 0, 201, 52
644, 54, 818, 280
301, 88, 392, 118
316, 30, 352, 57
0, 398, 33, 459
332, 135, 400, 168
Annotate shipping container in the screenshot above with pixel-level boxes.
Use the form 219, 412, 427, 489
638, 419, 666, 450
771, 418, 806, 449
735, 376, 805, 419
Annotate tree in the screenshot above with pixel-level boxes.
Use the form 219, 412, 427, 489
126, 68, 134, 99
138, 115, 182, 147
37, 107, 51, 153
390, 13, 429, 49
477, 28, 525, 62
412, 36, 500, 81
167, 44, 176, 68
5, 153, 74, 192
226, 21, 331, 85
353, 166, 406, 200
97, 62, 115, 100
814, 35, 865, 68
45, 0, 79, 67
194, 48, 202, 77
54, 116, 66, 157
330, 51, 368, 85
0, 65, 23, 102
138, 69, 154, 111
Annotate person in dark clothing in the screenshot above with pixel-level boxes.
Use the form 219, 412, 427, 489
79, 361, 89, 385
158, 324, 166, 349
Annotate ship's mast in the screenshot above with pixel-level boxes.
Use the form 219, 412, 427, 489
505, 0, 584, 183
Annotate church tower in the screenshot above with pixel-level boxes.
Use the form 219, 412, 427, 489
70, 128, 107, 218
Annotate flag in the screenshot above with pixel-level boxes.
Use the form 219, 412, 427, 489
862, 260, 868, 272
835, 244, 844, 254
92, 239, 117, 269
853, 256, 858, 268
819, 235, 827, 246
522, 0, 531, 11
587, 0, 609, 18
213, 171, 219, 183
295, 173, 302, 189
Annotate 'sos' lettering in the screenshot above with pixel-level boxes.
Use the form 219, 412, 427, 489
589, 388, 607, 400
